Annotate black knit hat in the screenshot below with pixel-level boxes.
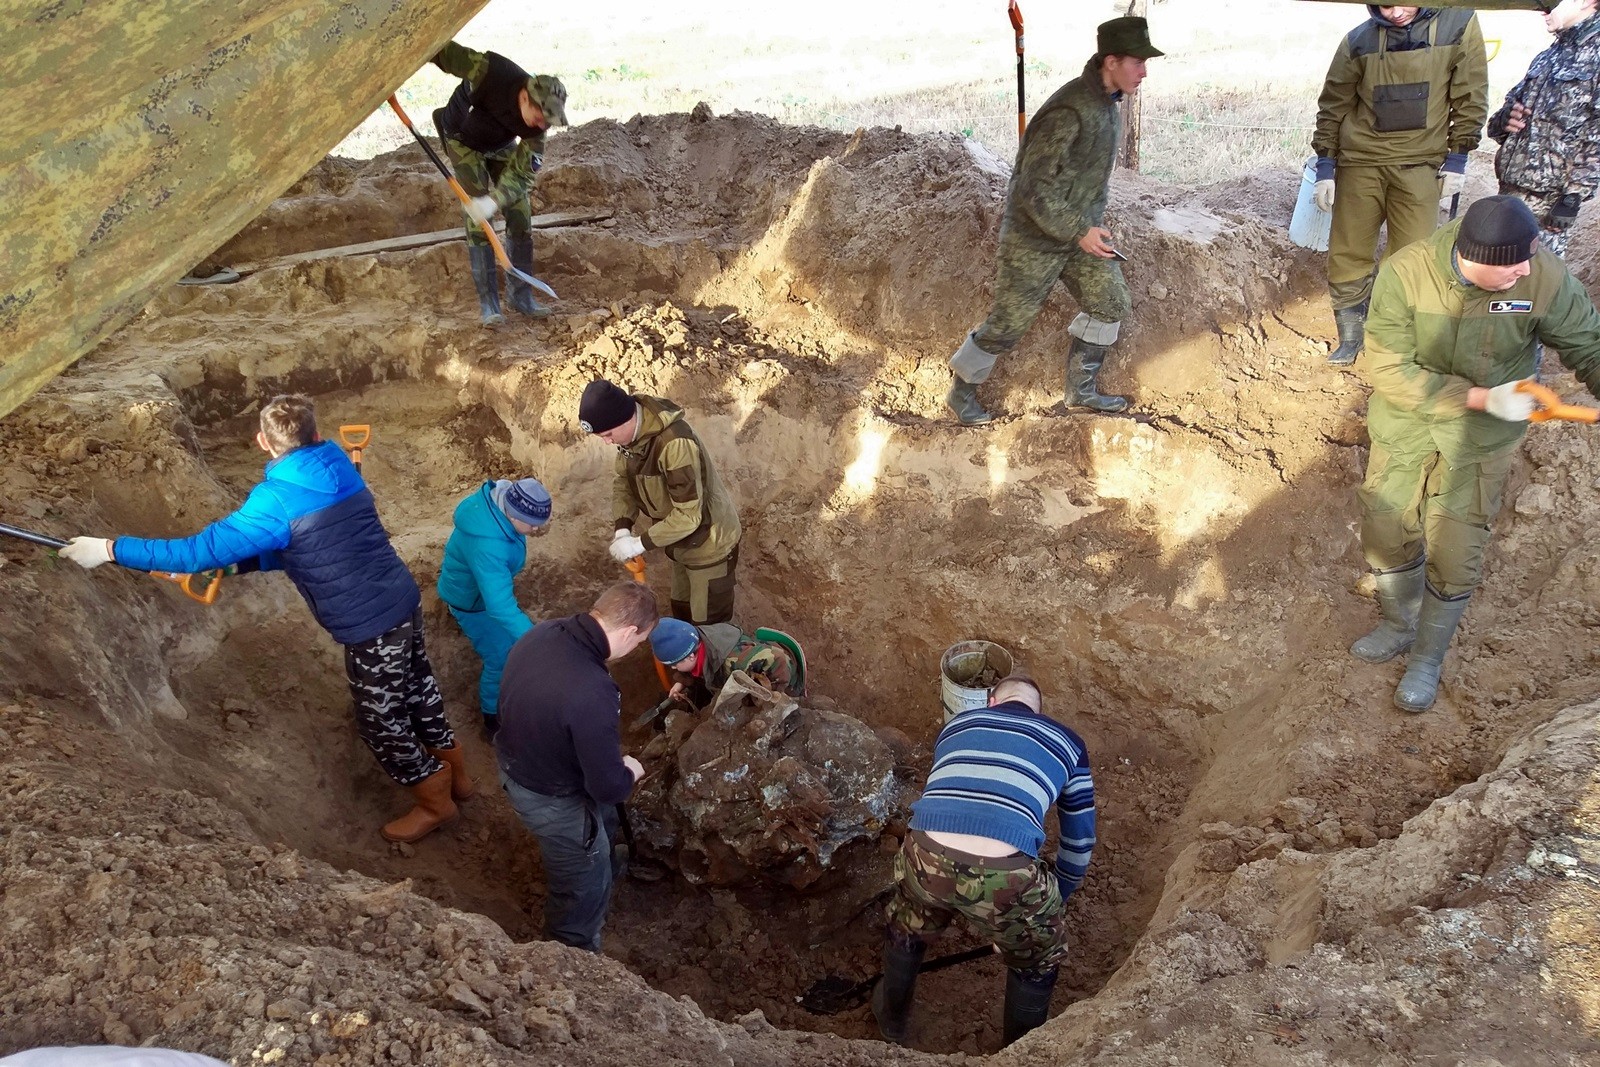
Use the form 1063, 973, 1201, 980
1455, 196, 1541, 266
579, 379, 635, 434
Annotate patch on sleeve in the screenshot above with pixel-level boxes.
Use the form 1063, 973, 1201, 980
1488, 299, 1533, 314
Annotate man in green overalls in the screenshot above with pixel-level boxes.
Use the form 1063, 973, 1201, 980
1313, 6, 1488, 366
1355, 196, 1600, 712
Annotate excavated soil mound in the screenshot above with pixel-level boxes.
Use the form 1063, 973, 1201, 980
2, 110, 1599, 1065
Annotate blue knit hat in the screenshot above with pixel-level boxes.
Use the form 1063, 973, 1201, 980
495, 478, 552, 527
650, 618, 700, 664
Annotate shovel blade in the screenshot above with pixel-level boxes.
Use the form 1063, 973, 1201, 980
507, 267, 558, 302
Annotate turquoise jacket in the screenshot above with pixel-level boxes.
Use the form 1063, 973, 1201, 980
437, 482, 532, 639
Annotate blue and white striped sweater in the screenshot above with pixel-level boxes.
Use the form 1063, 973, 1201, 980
909, 701, 1097, 897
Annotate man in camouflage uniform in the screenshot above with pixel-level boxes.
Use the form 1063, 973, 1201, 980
431, 40, 569, 325
1488, 0, 1600, 258
647, 617, 799, 711
581, 378, 742, 625
1354, 196, 1600, 712
944, 17, 1163, 425
1313, 6, 1488, 366
874, 674, 1095, 1047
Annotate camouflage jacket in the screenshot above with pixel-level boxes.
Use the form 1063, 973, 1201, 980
612, 396, 741, 568
671, 623, 795, 709
432, 41, 544, 206
1001, 55, 1119, 250
1489, 16, 1600, 199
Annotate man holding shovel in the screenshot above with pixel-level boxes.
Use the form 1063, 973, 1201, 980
430, 40, 568, 325
1354, 196, 1600, 712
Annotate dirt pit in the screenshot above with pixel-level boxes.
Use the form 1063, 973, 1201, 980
2, 110, 1599, 1066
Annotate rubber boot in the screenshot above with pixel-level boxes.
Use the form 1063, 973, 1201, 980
1350, 556, 1426, 663
380, 766, 458, 843
1064, 339, 1130, 413
481, 713, 500, 741
1393, 586, 1472, 713
869, 929, 926, 1045
1002, 966, 1058, 1046
946, 377, 994, 426
427, 744, 477, 801
1327, 304, 1366, 366
468, 244, 504, 325
506, 234, 551, 318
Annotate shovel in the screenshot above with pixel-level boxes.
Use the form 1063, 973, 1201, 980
387, 95, 558, 303
625, 556, 676, 693
0, 521, 223, 604
1009, 2, 1027, 139
1518, 380, 1600, 423
338, 424, 371, 473
798, 944, 999, 1015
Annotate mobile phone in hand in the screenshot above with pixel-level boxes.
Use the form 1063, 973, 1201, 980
1108, 248, 1129, 262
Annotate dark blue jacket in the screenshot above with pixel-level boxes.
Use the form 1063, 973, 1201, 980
496, 613, 635, 806
113, 441, 420, 645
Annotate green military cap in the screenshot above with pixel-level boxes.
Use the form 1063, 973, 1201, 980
527, 74, 569, 126
1097, 16, 1164, 59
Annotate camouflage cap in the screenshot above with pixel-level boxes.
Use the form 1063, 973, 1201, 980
527, 74, 569, 127
1097, 16, 1164, 59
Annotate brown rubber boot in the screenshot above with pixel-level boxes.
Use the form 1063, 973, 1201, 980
380, 766, 458, 843
428, 744, 477, 801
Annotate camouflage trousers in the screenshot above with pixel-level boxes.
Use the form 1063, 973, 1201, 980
344, 608, 454, 786
1499, 184, 1571, 259
444, 138, 534, 246
885, 830, 1070, 972
668, 546, 738, 625
968, 225, 1131, 364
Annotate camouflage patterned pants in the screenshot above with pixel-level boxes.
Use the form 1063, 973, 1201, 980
885, 830, 1070, 972
971, 226, 1131, 358
344, 609, 454, 786
1499, 185, 1571, 259
443, 138, 534, 246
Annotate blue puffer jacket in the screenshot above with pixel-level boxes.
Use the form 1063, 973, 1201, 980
436, 482, 532, 640
113, 441, 420, 645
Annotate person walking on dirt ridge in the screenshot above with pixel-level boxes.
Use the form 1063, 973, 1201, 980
430, 39, 569, 325
57, 394, 475, 844
1352, 195, 1600, 712
494, 581, 657, 951
872, 673, 1095, 1047
648, 617, 800, 711
1312, 5, 1488, 367
944, 16, 1163, 426
437, 477, 552, 740
580, 378, 743, 625
1487, 0, 1600, 259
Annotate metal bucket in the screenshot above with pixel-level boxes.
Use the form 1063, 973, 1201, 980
939, 640, 1015, 723
1289, 155, 1332, 252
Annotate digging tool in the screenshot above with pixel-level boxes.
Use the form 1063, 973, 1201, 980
625, 556, 676, 693
799, 944, 999, 1015
1009, 2, 1026, 139
338, 424, 371, 473
1449, 193, 1460, 221
387, 95, 558, 303
1518, 380, 1600, 423
0, 521, 223, 604
632, 692, 689, 729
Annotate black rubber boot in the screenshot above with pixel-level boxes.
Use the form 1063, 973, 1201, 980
468, 245, 504, 326
481, 713, 500, 740
1394, 586, 1471, 713
870, 930, 926, 1045
946, 377, 994, 426
1328, 304, 1366, 366
507, 234, 551, 318
1350, 556, 1425, 663
1064, 339, 1130, 413
1002, 966, 1058, 1046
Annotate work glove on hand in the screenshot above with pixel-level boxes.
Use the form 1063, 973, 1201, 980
463, 194, 499, 225
608, 533, 645, 562
1313, 179, 1336, 214
60, 537, 114, 569
1484, 381, 1537, 422
1548, 193, 1583, 231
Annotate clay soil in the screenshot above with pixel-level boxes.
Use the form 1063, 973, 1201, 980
2, 109, 1599, 1066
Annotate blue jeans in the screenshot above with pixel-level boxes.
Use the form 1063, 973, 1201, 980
500, 772, 616, 951
449, 606, 520, 717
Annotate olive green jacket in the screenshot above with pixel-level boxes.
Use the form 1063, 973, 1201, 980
1364, 219, 1600, 456
613, 397, 740, 567
1313, 7, 1487, 168
1002, 56, 1120, 249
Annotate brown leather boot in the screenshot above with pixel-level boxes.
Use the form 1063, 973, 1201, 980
380, 766, 458, 843
428, 744, 477, 801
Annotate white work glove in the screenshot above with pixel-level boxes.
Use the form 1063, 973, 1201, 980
623, 755, 645, 782
463, 194, 499, 225
1484, 381, 1536, 422
60, 536, 114, 569
1438, 170, 1466, 201
609, 533, 645, 562
1313, 179, 1336, 214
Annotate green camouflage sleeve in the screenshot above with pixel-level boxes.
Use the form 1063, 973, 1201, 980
492, 137, 545, 206
1010, 107, 1091, 245
639, 437, 706, 550
1538, 272, 1600, 399
432, 40, 489, 84
1312, 40, 1358, 161
1447, 17, 1489, 155
1363, 264, 1473, 416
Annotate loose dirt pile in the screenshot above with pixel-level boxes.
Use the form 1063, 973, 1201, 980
2, 108, 1598, 1065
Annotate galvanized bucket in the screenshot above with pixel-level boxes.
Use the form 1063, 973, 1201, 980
1289, 155, 1332, 252
939, 640, 1015, 723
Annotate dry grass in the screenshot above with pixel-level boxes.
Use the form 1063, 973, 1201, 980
337, 0, 1556, 187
